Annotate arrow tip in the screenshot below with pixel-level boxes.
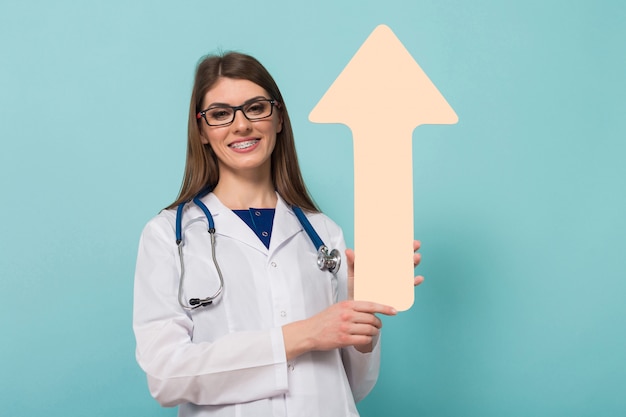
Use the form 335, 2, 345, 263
310, 24, 458, 128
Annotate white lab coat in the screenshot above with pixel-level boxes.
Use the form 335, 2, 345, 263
133, 192, 380, 417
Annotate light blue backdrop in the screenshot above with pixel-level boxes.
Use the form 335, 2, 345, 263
1, 1, 624, 416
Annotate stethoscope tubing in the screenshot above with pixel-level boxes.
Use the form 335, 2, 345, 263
175, 195, 340, 310
293, 206, 342, 273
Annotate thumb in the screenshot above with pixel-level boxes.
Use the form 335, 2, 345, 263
345, 248, 355, 300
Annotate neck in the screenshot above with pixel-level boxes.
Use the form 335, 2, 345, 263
213, 168, 277, 209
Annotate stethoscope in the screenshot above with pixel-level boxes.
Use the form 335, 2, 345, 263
175, 193, 341, 310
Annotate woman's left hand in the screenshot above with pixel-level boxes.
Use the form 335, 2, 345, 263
412, 240, 424, 287
347, 239, 424, 301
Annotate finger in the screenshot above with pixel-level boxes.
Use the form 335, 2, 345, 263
414, 275, 424, 287
351, 300, 397, 316
345, 249, 355, 300
413, 252, 421, 268
344, 334, 375, 347
350, 311, 383, 328
345, 248, 355, 278
349, 323, 381, 337
413, 240, 421, 252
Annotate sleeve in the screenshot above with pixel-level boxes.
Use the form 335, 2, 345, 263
341, 338, 381, 402
324, 218, 382, 403
133, 215, 289, 407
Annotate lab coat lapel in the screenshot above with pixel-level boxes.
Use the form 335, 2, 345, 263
200, 193, 269, 255
269, 195, 303, 254
196, 192, 303, 255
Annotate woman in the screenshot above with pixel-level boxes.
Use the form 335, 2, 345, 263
133, 52, 423, 417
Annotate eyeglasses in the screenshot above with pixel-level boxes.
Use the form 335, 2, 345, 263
196, 98, 279, 127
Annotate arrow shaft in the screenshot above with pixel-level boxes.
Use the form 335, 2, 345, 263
352, 126, 415, 310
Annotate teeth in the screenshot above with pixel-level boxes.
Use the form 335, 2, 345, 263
230, 139, 259, 149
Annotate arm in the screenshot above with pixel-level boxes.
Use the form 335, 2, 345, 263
133, 216, 288, 407
280, 221, 396, 401
340, 240, 424, 400
281, 229, 425, 401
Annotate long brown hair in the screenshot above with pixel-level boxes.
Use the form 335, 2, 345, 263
167, 52, 318, 212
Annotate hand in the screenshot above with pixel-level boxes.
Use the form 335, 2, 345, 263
282, 240, 425, 359
413, 240, 424, 287
347, 239, 425, 300
283, 300, 396, 360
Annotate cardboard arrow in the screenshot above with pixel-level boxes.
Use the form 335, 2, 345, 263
309, 24, 458, 311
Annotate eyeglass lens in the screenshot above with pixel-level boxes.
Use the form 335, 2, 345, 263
205, 100, 273, 126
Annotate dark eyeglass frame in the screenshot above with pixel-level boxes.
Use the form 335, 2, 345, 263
196, 98, 279, 127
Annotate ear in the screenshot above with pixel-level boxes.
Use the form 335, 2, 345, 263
276, 113, 283, 134
199, 125, 210, 145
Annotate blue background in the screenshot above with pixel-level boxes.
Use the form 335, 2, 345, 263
1, 1, 625, 416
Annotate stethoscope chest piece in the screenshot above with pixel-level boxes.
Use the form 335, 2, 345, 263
317, 245, 341, 274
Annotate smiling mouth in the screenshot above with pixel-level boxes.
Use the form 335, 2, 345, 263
229, 139, 260, 150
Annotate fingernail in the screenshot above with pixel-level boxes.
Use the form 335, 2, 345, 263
391, 308, 397, 314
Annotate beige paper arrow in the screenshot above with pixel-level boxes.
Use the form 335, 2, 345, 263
310, 24, 458, 311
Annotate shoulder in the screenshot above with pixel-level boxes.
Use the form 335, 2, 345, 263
276, 193, 344, 239
304, 210, 344, 241
139, 208, 178, 242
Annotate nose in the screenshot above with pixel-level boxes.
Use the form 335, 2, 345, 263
231, 108, 252, 131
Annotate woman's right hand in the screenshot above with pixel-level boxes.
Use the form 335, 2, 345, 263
282, 300, 396, 361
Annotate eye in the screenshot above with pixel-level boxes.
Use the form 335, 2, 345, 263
245, 101, 269, 116
207, 107, 233, 121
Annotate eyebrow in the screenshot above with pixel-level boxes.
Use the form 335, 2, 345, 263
205, 95, 269, 109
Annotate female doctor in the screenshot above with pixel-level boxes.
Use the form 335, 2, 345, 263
133, 52, 423, 417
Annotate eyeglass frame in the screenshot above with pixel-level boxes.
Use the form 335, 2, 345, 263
196, 98, 280, 127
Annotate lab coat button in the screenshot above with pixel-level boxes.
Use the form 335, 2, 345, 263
280, 311, 286, 317
271, 262, 277, 267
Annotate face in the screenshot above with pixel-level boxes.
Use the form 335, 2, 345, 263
199, 77, 282, 178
